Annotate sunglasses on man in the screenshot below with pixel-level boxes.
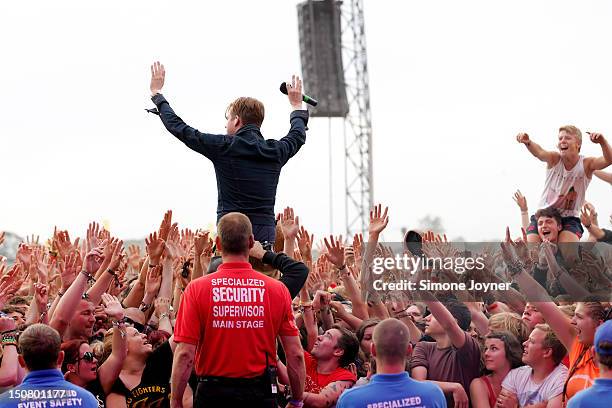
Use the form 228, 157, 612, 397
124, 317, 146, 333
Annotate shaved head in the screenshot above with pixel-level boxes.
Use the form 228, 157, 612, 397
373, 318, 410, 363
217, 212, 253, 255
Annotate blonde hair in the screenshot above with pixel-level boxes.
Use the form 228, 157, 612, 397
559, 125, 582, 149
488, 312, 530, 343
100, 329, 114, 365
534, 323, 566, 365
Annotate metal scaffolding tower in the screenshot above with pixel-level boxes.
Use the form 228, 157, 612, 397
341, 0, 373, 237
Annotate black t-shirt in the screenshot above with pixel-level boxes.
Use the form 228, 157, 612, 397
111, 341, 173, 408
86, 378, 106, 408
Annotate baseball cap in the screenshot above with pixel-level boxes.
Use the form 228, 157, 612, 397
594, 320, 612, 356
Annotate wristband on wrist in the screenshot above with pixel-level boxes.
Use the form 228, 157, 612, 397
107, 268, 116, 276
1, 335, 17, 344
288, 399, 304, 408
148, 263, 157, 268
39, 310, 48, 323
112, 319, 127, 338
139, 302, 151, 312
81, 270, 96, 284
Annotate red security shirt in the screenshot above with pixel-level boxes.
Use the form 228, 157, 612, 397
174, 262, 298, 378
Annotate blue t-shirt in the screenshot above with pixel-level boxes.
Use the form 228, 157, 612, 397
567, 378, 612, 408
337, 372, 446, 408
0, 369, 98, 408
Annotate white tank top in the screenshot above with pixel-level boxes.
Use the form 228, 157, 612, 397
538, 155, 591, 217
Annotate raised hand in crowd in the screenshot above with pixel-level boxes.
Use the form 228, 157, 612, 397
369, 204, 389, 237
513, 189, 530, 231
344, 246, 356, 269
323, 235, 345, 269
146, 231, 165, 267
352, 233, 364, 267
158, 209, 174, 241
165, 237, 184, 262
85, 222, 103, 254
86, 239, 124, 305
362, 204, 389, 271
580, 202, 611, 243
25, 282, 49, 325
0, 264, 24, 309
127, 244, 142, 273
513, 190, 528, 213
193, 230, 212, 279
25, 234, 40, 248
58, 251, 83, 294
143, 265, 163, 309
180, 228, 195, 255
101, 293, 124, 322
108, 260, 129, 298
16, 243, 33, 274
280, 206, 300, 256
30, 247, 51, 286
297, 226, 313, 263
53, 228, 80, 260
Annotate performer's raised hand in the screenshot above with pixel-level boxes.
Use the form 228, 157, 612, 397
287, 74, 303, 110
150, 61, 166, 96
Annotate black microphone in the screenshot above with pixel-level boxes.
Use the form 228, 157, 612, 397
279, 82, 318, 107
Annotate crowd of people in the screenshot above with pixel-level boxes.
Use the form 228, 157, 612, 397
0, 192, 610, 407
0, 61, 611, 407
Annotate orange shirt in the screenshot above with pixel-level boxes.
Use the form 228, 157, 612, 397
564, 337, 599, 402
174, 262, 298, 378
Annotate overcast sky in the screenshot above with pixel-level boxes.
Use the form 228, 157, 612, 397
1, 0, 611, 243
